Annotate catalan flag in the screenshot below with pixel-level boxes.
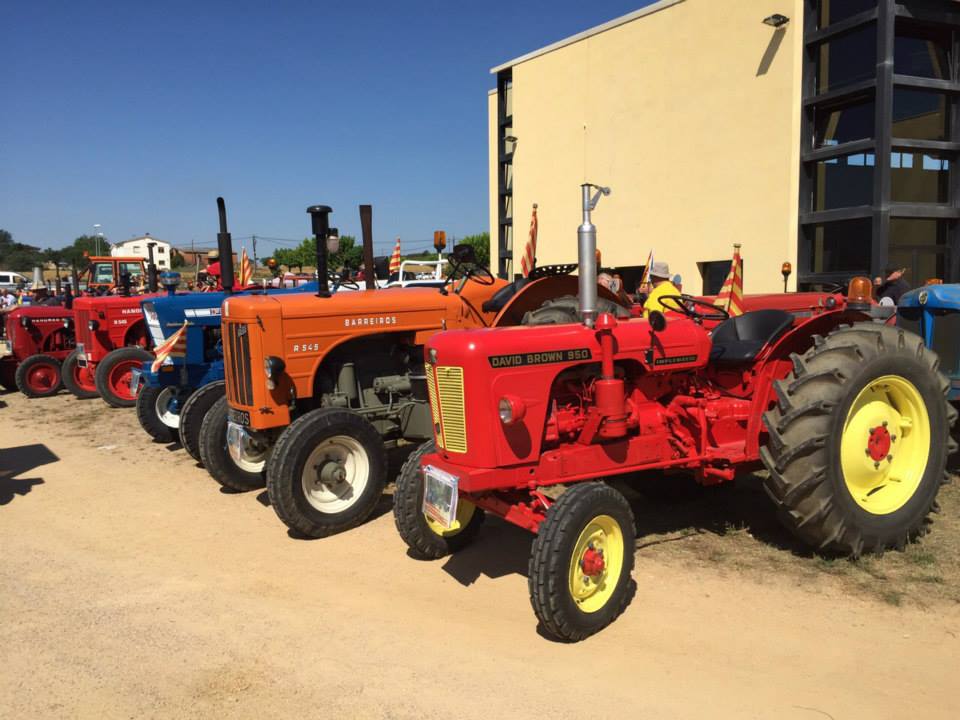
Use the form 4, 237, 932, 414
638, 249, 654, 287
714, 244, 744, 317
389, 238, 402, 276
151, 320, 188, 373
238, 247, 254, 287
521, 203, 538, 277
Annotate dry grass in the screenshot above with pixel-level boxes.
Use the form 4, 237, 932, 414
618, 472, 960, 608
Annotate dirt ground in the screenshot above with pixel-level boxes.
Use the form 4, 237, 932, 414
2, 390, 959, 720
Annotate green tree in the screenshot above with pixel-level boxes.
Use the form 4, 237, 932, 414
458, 232, 491, 269
271, 235, 360, 273
60, 235, 102, 274
0, 229, 43, 271
170, 250, 186, 269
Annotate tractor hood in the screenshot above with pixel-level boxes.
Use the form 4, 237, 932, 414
899, 284, 960, 310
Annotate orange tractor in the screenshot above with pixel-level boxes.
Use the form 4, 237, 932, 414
203, 203, 630, 539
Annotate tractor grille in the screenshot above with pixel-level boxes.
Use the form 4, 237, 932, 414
224, 322, 254, 406
425, 363, 444, 449
74, 309, 90, 341
434, 366, 467, 454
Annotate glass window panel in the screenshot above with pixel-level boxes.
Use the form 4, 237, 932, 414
814, 98, 875, 148
892, 151, 951, 203
893, 90, 949, 140
121, 262, 143, 277
890, 218, 948, 247
818, 0, 876, 28
895, 25, 951, 80
807, 219, 872, 273
811, 153, 875, 210
93, 263, 114, 284
817, 25, 877, 93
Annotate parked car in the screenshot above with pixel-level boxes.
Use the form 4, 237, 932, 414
0, 271, 29, 291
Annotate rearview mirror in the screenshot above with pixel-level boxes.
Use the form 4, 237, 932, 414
452, 243, 477, 265
648, 311, 667, 333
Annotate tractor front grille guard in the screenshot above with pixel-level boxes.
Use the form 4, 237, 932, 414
224, 321, 254, 406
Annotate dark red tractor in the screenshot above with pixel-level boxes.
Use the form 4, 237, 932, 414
394, 184, 955, 641
0, 306, 75, 397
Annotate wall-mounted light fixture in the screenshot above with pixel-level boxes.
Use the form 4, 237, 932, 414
763, 14, 790, 28
504, 135, 518, 143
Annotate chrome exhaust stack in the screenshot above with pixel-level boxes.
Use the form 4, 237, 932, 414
577, 183, 611, 328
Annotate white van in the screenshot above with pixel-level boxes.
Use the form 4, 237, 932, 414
0, 271, 28, 290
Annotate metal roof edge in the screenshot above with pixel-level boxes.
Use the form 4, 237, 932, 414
490, 0, 686, 75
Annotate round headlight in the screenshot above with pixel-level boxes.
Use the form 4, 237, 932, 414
19, 316, 31, 328
265, 355, 286, 389
498, 396, 526, 425
88, 319, 99, 331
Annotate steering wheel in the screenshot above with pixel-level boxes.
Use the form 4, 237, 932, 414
528, 263, 577, 280
458, 263, 496, 286
330, 272, 359, 291
658, 294, 730, 323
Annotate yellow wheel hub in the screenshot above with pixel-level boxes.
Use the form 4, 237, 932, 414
425, 498, 476, 537
567, 514, 624, 614
839, 375, 931, 515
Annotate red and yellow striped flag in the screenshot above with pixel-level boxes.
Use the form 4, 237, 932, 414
714, 244, 744, 317
638, 249, 654, 287
389, 238, 402, 275
150, 320, 188, 373
238, 247, 253, 287
521, 203, 538, 277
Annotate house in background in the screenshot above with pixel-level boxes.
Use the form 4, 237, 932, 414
111, 233, 172, 268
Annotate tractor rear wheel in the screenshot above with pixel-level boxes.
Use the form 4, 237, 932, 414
62, 349, 98, 399
521, 295, 627, 326
529, 482, 636, 642
761, 323, 955, 556
267, 408, 387, 537
199, 395, 266, 491
393, 440, 484, 559
95, 346, 152, 408
136, 385, 181, 443
179, 381, 225, 462
15, 354, 63, 398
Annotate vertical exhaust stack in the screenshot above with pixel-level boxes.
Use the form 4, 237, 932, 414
577, 183, 611, 328
359, 204, 376, 290
217, 197, 236, 295
307, 205, 332, 298
146, 241, 159, 292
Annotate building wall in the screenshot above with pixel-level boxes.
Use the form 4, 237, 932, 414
111, 237, 172, 268
491, 0, 806, 293
488, 89, 501, 274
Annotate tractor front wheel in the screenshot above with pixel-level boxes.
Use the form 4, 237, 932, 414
62, 349, 98, 399
393, 440, 484, 559
267, 408, 387, 537
95, 346, 152, 408
136, 385, 182, 443
15, 354, 63, 398
529, 482, 636, 642
762, 324, 955, 556
179, 381, 225, 462
198, 395, 266, 491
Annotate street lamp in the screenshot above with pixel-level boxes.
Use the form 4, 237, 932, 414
93, 224, 102, 256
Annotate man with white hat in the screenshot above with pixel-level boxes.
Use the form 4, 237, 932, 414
642, 260, 681, 318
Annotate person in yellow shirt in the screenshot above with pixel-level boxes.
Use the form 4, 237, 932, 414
642, 261, 681, 317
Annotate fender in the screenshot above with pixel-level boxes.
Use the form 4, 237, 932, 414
492, 275, 629, 328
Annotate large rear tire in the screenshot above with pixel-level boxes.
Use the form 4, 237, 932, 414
95, 346, 152, 408
393, 440, 484, 559
198, 395, 265, 491
136, 385, 181, 443
266, 408, 387, 537
761, 324, 955, 556
529, 482, 636, 642
15, 354, 62, 398
521, 295, 628, 326
179, 381, 225, 462
62, 349, 98, 399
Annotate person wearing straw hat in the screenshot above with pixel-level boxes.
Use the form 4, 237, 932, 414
642, 261, 680, 318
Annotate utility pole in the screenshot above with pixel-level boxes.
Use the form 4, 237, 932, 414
252, 234, 258, 267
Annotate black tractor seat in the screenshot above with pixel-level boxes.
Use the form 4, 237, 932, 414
709, 309, 794, 364
482, 276, 530, 314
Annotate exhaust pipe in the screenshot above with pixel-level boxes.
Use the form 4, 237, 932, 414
577, 183, 611, 328
146, 241, 159, 292
359, 205, 376, 290
307, 205, 332, 298
217, 197, 235, 295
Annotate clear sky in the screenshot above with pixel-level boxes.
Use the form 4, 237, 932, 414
2, 0, 652, 257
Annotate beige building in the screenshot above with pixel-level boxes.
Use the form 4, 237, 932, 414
488, 0, 960, 294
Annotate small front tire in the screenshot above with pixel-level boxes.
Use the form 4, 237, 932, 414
136, 385, 181, 444
179, 381, 225, 462
198, 395, 266, 491
393, 440, 484, 559
61, 349, 98, 399
15, 354, 63, 398
95, 346, 152, 408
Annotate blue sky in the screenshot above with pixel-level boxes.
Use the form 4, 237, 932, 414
2, 0, 651, 257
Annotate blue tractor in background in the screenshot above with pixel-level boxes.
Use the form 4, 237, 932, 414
897, 284, 960, 402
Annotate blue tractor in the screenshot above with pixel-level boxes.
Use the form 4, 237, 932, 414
897, 284, 960, 402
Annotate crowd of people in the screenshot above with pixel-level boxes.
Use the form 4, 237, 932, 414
1, 283, 72, 313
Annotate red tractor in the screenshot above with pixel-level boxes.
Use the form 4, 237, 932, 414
0, 306, 75, 396
394, 184, 955, 641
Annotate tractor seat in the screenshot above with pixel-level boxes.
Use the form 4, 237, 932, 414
482, 276, 530, 314
709, 309, 794, 364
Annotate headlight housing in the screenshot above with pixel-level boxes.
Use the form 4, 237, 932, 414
88, 319, 99, 331
63, 318, 73, 329
19, 316, 31, 328
498, 395, 526, 425
265, 355, 286, 390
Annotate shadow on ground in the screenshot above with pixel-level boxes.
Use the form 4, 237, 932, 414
0, 443, 58, 505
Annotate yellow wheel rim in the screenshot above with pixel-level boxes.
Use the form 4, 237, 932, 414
425, 498, 476, 537
840, 375, 931, 515
567, 514, 625, 614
